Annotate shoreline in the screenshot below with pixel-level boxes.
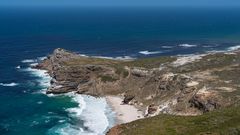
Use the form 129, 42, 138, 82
106, 96, 144, 124
34, 47, 240, 134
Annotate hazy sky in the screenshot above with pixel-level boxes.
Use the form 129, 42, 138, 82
1, 0, 240, 7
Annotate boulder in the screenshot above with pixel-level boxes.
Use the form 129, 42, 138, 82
122, 95, 135, 104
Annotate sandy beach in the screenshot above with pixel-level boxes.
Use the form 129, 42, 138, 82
106, 96, 144, 124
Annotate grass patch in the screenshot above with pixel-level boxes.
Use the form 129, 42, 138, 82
63, 57, 119, 66
116, 106, 240, 135
113, 65, 129, 78
99, 75, 118, 83
177, 53, 238, 73
123, 56, 177, 69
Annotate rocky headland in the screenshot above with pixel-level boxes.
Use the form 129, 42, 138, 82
35, 48, 240, 135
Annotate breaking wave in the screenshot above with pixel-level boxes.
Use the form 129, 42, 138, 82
22, 59, 37, 63
93, 56, 135, 61
21, 58, 115, 135
47, 93, 115, 135
178, 44, 197, 48
0, 82, 19, 87
139, 50, 162, 55
228, 45, 240, 51
23, 67, 51, 89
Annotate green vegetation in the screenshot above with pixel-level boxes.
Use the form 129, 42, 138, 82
118, 106, 240, 135
98, 75, 118, 82
63, 57, 118, 66
177, 53, 239, 73
112, 65, 129, 78
63, 54, 176, 69
123, 56, 177, 69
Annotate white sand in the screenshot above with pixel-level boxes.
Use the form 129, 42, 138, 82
173, 54, 205, 67
106, 96, 144, 124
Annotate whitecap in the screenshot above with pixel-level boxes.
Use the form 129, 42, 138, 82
30, 63, 38, 67
38, 56, 47, 61
77, 95, 111, 134
16, 66, 21, 69
75, 52, 134, 61
22, 67, 51, 88
21, 57, 115, 135
228, 45, 240, 51
178, 44, 197, 48
0, 82, 19, 87
46, 93, 58, 97
93, 56, 115, 60
115, 56, 135, 60
37, 101, 43, 104
139, 50, 162, 55
206, 50, 225, 53
48, 93, 115, 135
58, 120, 66, 123
79, 54, 89, 57
21, 59, 36, 63
161, 46, 174, 49
48, 123, 88, 135
93, 56, 134, 61
66, 93, 86, 117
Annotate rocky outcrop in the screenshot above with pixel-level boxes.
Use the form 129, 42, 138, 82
122, 95, 135, 104
146, 104, 159, 116
35, 48, 240, 118
189, 93, 220, 112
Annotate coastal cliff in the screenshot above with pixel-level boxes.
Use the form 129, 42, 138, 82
36, 48, 240, 134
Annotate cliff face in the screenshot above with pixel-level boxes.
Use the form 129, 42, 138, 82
36, 48, 240, 117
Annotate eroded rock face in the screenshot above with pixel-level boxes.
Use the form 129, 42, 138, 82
35, 48, 240, 116
122, 95, 135, 104
146, 104, 158, 115
189, 93, 220, 112
131, 68, 152, 77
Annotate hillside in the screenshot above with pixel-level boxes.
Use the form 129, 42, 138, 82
35, 48, 240, 134
107, 106, 240, 135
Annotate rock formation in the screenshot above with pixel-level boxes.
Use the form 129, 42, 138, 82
35, 48, 240, 117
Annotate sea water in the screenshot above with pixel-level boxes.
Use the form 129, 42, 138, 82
1, 7, 240, 135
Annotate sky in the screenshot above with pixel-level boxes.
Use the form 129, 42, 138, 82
1, 0, 240, 8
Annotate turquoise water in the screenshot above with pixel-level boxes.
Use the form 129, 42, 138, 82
1, 8, 240, 135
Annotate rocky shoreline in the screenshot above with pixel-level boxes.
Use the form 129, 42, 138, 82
34, 48, 240, 134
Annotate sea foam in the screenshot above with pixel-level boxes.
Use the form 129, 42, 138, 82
93, 56, 134, 61
38, 56, 47, 61
0, 82, 19, 87
22, 56, 47, 64
48, 93, 115, 135
16, 66, 21, 69
22, 58, 114, 135
178, 44, 197, 48
228, 45, 240, 51
22, 67, 51, 89
22, 59, 37, 63
66, 93, 114, 135
139, 50, 162, 55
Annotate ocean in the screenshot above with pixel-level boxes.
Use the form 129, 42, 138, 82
0, 7, 240, 135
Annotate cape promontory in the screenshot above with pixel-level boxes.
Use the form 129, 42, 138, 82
35, 48, 240, 135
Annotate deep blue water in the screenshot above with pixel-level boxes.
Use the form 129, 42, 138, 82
1, 7, 240, 135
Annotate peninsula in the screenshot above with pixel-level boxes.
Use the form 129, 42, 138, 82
35, 48, 240, 135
